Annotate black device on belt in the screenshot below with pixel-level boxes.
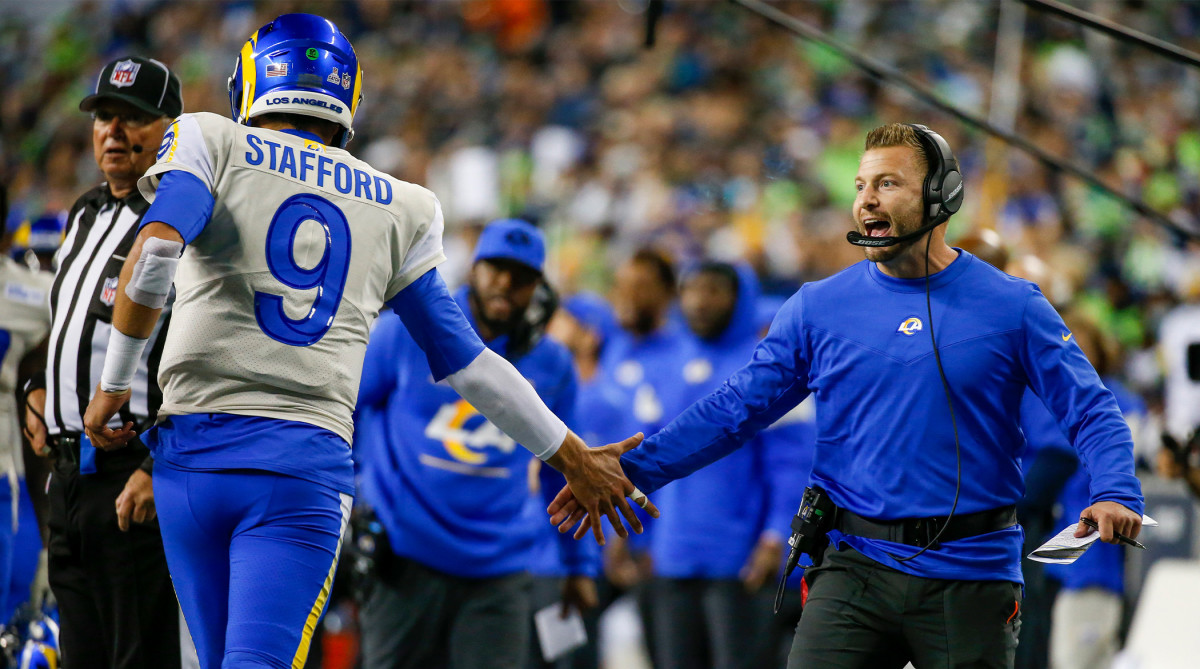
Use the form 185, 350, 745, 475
775, 486, 836, 614
50, 431, 150, 472
51, 432, 84, 468
834, 505, 1018, 551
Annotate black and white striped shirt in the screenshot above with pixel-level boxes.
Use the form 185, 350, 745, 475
44, 183, 170, 436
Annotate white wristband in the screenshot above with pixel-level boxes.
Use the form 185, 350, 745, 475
100, 329, 149, 392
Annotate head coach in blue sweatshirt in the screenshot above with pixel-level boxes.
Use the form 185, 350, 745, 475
355, 219, 598, 669
549, 123, 1144, 669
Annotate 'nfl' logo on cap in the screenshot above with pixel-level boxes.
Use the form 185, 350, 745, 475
109, 59, 141, 88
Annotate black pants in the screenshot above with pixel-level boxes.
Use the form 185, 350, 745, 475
788, 546, 1022, 669
359, 553, 533, 669
47, 447, 186, 669
650, 578, 775, 669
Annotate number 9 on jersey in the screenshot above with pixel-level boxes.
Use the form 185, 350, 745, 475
254, 194, 352, 346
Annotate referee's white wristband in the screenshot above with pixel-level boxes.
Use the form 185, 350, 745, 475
100, 329, 148, 393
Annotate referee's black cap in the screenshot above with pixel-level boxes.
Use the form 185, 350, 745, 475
79, 56, 183, 119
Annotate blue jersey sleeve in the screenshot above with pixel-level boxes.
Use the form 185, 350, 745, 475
623, 292, 812, 494
1019, 289, 1143, 515
385, 269, 486, 381
139, 170, 214, 244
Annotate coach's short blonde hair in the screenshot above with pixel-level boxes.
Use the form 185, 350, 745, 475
864, 123, 928, 173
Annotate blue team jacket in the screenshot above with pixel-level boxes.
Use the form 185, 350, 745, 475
1017, 389, 1078, 518
650, 264, 815, 579
600, 321, 689, 437
623, 250, 1143, 583
597, 316, 689, 552
356, 290, 597, 579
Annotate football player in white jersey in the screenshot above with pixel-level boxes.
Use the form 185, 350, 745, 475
81, 14, 655, 669
0, 193, 52, 620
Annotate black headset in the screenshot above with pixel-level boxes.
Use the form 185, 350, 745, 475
910, 123, 964, 227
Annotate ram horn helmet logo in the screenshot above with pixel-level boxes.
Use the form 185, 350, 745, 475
897, 317, 923, 336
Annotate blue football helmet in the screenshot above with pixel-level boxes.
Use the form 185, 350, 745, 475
227, 14, 362, 148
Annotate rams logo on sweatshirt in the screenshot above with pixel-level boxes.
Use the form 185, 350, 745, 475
897, 317, 923, 336
424, 399, 517, 465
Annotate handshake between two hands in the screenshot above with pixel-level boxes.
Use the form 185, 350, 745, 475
81, 386, 661, 545
545, 432, 659, 545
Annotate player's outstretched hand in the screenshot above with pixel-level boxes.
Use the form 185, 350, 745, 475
83, 384, 136, 451
546, 432, 659, 545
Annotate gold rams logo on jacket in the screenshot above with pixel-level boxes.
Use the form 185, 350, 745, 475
897, 317, 923, 336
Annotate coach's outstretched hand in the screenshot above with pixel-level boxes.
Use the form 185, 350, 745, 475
546, 432, 658, 545
83, 384, 137, 451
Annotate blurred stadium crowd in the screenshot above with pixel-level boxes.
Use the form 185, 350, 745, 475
4, 1, 1200, 667
5, 0, 1200, 385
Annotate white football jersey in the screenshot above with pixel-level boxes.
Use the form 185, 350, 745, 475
0, 257, 52, 475
139, 112, 445, 442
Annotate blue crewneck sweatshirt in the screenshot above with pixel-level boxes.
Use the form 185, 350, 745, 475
356, 290, 596, 578
623, 250, 1143, 583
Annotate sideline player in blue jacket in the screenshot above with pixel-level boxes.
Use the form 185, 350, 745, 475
603, 249, 688, 438
80, 16, 653, 669
531, 293, 633, 669
550, 123, 1143, 669
355, 220, 598, 669
648, 261, 814, 669
1044, 313, 1145, 669
599, 249, 686, 585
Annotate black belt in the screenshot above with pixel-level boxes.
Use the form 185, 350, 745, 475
834, 505, 1018, 549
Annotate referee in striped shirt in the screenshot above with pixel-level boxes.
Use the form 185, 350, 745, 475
23, 57, 195, 668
